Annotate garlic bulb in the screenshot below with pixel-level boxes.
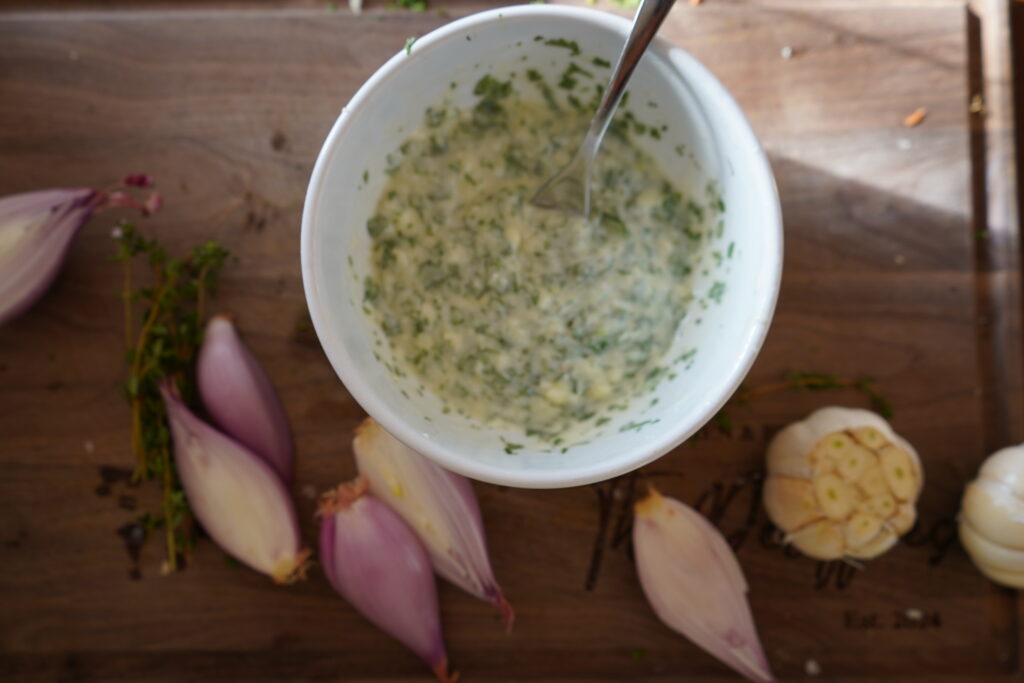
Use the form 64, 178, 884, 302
959, 445, 1024, 588
763, 407, 923, 560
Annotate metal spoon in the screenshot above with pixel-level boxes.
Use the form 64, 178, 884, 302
532, 0, 678, 218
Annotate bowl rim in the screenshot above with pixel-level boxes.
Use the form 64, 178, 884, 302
301, 4, 783, 489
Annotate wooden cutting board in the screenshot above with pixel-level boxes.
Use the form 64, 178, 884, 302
0, 1, 1020, 680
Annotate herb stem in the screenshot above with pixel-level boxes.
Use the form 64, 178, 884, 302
730, 372, 893, 418
122, 259, 134, 351
129, 271, 178, 480
160, 444, 177, 571
739, 375, 859, 400
195, 263, 211, 325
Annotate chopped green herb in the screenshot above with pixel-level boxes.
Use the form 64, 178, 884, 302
620, 419, 660, 433
708, 281, 726, 304
544, 37, 581, 56
404, 36, 417, 54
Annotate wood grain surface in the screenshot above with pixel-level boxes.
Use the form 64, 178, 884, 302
0, 1, 1021, 681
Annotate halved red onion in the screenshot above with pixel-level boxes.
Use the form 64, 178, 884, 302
197, 315, 293, 483
633, 485, 774, 682
319, 477, 457, 682
354, 418, 513, 630
160, 382, 308, 583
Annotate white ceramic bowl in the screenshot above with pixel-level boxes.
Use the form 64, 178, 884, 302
302, 5, 781, 488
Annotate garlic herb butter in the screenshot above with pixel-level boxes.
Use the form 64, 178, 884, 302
362, 73, 715, 439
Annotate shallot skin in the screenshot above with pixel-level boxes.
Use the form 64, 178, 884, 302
319, 478, 457, 682
197, 315, 293, 483
634, 486, 774, 683
160, 382, 307, 583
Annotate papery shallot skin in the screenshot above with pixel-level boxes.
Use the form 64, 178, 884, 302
0, 189, 98, 325
160, 382, 307, 583
197, 315, 293, 483
353, 418, 513, 630
634, 486, 774, 683
319, 478, 457, 682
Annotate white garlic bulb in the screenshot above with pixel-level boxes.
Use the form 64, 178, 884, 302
763, 407, 924, 560
959, 445, 1024, 588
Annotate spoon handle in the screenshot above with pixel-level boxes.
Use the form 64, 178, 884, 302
583, 0, 677, 159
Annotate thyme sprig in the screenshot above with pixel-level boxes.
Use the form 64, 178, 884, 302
714, 371, 894, 432
738, 371, 893, 418
113, 221, 230, 572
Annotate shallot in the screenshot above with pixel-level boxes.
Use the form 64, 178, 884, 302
197, 315, 293, 483
160, 382, 307, 582
319, 476, 457, 681
354, 418, 513, 630
0, 177, 159, 325
634, 485, 774, 682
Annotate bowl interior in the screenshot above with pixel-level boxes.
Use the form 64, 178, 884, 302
302, 6, 780, 487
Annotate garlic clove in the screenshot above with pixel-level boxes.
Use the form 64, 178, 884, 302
856, 465, 890, 498
978, 449, 1024, 498
837, 444, 876, 482
763, 476, 822, 531
959, 519, 1024, 572
846, 526, 898, 560
889, 502, 917, 535
813, 473, 855, 520
814, 432, 858, 463
785, 519, 845, 560
844, 513, 883, 550
766, 422, 817, 478
961, 479, 1024, 550
967, 563, 1024, 589
879, 445, 919, 501
850, 426, 888, 450
859, 494, 898, 520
